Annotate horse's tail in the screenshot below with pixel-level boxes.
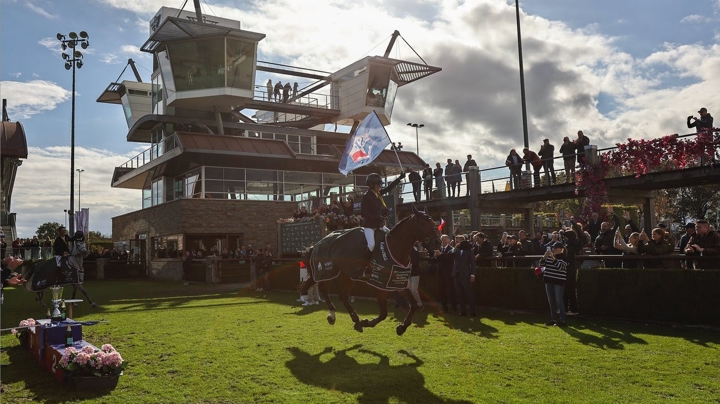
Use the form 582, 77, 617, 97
297, 246, 315, 294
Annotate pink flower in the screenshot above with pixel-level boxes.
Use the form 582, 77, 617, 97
81, 345, 96, 354
74, 352, 91, 366
11, 329, 18, 335
101, 344, 115, 353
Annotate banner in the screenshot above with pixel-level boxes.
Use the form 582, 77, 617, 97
338, 111, 391, 175
75, 208, 89, 236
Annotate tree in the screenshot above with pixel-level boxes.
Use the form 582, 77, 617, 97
36, 222, 62, 240
656, 184, 720, 224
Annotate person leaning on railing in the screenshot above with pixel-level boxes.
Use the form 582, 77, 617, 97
683, 220, 720, 270
637, 228, 674, 269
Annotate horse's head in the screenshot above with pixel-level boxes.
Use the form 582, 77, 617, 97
410, 205, 440, 246
72, 232, 88, 257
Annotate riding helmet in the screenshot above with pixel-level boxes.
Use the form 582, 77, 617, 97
366, 173, 382, 187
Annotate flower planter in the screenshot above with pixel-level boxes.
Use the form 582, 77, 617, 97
68, 374, 120, 391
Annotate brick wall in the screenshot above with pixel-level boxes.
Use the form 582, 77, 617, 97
113, 198, 296, 253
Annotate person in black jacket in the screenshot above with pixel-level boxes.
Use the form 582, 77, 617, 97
472, 232, 494, 263
687, 107, 714, 132
539, 139, 556, 185
422, 164, 434, 201
463, 155, 477, 196
53, 226, 73, 269
361, 172, 404, 275
408, 168, 422, 202
431, 235, 456, 313
559, 136, 576, 183
452, 234, 476, 317
575, 130, 590, 167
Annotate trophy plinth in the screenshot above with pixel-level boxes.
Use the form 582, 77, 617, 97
50, 286, 64, 323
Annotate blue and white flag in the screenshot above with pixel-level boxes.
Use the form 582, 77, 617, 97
338, 111, 391, 176
75, 208, 89, 237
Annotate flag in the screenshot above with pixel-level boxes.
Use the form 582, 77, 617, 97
437, 218, 445, 232
338, 111, 391, 176
75, 208, 89, 236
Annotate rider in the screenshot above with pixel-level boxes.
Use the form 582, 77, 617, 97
53, 226, 74, 271
360, 172, 405, 278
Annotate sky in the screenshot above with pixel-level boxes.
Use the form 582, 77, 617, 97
1, 0, 719, 238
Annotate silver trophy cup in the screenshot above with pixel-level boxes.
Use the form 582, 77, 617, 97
50, 285, 64, 321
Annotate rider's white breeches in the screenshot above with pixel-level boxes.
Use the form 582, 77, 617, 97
364, 228, 376, 251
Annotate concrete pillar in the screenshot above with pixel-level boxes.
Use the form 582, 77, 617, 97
468, 167, 481, 230
525, 208, 535, 235
643, 197, 656, 233
500, 214, 507, 232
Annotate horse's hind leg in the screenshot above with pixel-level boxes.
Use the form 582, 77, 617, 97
318, 282, 337, 325
396, 289, 417, 336
337, 275, 363, 332
36, 291, 47, 308
74, 284, 98, 308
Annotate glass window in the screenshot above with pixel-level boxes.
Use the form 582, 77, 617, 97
184, 170, 201, 198
142, 188, 151, 209
157, 50, 175, 96
152, 235, 183, 259
384, 79, 398, 117
152, 178, 163, 206
151, 74, 163, 115
284, 171, 321, 184
226, 39, 256, 90
168, 38, 225, 92
366, 65, 391, 107
300, 136, 314, 154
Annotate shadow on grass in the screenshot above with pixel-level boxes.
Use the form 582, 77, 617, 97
286, 345, 474, 404
2, 346, 114, 403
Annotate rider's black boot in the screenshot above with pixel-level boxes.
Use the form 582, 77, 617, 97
357, 248, 374, 281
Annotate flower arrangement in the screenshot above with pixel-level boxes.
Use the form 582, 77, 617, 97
11, 318, 36, 342
57, 344, 127, 377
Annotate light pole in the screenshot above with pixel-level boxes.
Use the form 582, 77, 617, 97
76, 169, 84, 211
407, 123, 424, 156
514, 0, 530, 170
63, 210, 68, 228
58, 31, 89, 234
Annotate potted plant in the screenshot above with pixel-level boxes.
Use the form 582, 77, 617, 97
11, 318, 36, 347
57, 344, 127, 391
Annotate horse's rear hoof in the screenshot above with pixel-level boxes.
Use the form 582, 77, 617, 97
353, 322, 364, 333
327, 313, 336, 325
359, 319, 371, 327
396, 324, 407, 336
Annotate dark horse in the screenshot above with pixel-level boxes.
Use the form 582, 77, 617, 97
299, 206, 438, 336
23, 231, 98, 308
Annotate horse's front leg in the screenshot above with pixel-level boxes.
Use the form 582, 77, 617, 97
396, 289, 417, 336
362, 290, 388, 329
75, 284, 98, 308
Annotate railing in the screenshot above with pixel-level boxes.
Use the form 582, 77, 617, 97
119, 133, 181, 170
252, 85, 337, 111
397, 130, 719, 203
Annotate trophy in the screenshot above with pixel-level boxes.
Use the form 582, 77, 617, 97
50, 285, 64, 322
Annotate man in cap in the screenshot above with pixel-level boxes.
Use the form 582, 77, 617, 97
687, 107, 714, 132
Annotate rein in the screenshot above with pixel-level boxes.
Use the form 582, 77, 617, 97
385, 215, 420, 268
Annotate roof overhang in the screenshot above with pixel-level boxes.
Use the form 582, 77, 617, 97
1, 121, 28, 158
368, 56, 442, 87
141, 17, 265, 53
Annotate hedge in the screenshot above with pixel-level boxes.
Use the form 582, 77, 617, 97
267, 262, 720, 326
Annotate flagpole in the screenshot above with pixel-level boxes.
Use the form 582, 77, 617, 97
378, 112, 404, 174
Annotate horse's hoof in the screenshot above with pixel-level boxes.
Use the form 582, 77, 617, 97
327, 313, 336, 325
91, 303, 98, 308
396, 324, 407, 336
353, 323, 364, 333
359, 319, 371, 327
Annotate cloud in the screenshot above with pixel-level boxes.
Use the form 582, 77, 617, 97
120, 44, 143, 56
98, 0, 168, 14
12, 147, 137, 237
0, 80, 70, 119
38, 37, 59, 52
9, 72, 21, 78
99, 53, 120, 64
26, 2, 55, 19
680, 15, 709, 24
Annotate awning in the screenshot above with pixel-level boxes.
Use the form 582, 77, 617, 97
141, 17, 266, 53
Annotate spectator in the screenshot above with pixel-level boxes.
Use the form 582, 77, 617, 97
575, 130, 590, 167
408, 242, 423, 311
615, 230, 641, 268
182, 250, 194, 285
266, 79, 273, 101
2, 256, 27, 304
472, 232, 494, 263
621, 211, 641, 242
559, 136, 576, 183
342, 198, 354, 216
329, 200, 341, 215
539, 139, 556, 185
434, 163, 445, 199
563, 222, 583, 314
498, 234, 525, 268
594, 220, 621, 267
686, 107, 714, 132
422, 163, 434, 201
518, 230, 534, 253
408, 168, 422, 202
453, 159, 463, 197
505, 149, 523, 190
30, 236, 40, 260
445, 159, 455, 197
293, 206, 308, 219
451, 234, 476, 317
656, 223, 676, 250
292, 82, 299, 99
540, 242, 568, 326
430, 235, 456, 314
683, 219, 720, 269
588, 212, 601, 243
0, 235, 6, 259
273, 81, 282, 102
638, 228, 674, 268
463, 155, 477, 196
678, 223, 696, 269
282, 82, 291, 103
522, 148, 543, 187
12, 238, 21, 258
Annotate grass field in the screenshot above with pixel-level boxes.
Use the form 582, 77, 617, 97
1, 280, 719, 403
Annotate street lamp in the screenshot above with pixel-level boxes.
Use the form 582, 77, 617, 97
63, 210, 68, 228
407, 123, 424, 155
58, 31, 89, 234
76, 169, 84, 211
514, 0, 530, 170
